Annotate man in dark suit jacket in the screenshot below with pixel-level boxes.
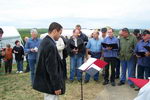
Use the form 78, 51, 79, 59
33, 22, 65, 100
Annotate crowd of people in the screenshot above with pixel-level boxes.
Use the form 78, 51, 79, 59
0, 22, 150, 99
63, 25, 150, 89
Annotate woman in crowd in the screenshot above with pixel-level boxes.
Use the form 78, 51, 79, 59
13, 40, 24, 73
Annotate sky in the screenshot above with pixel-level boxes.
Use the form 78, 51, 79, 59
0, 0, 150, 29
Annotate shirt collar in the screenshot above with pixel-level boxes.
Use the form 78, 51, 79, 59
93, 37, 99, 40
31, 37, 38, 41
108, 36, 114, 39
141, 39, 150, 43
124, 35, 130, 40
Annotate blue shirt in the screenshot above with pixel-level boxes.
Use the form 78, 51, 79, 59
86, 38, 102, 52
134, 40, 150, 67
24, 38, 41, 60
102, 36, 119, 57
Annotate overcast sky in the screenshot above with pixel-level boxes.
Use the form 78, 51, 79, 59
0, 0, 150, 29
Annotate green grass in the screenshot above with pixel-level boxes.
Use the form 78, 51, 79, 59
0, 58, 104, 100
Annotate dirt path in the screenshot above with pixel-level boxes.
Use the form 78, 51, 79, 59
95, 83, 138, 100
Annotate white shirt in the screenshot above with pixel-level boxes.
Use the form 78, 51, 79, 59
73, 38, 78, 47
56, 37, 65, 59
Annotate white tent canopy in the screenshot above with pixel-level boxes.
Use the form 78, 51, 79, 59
0, 26, 23, 48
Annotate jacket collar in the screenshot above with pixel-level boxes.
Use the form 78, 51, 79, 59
46, 35, 56, 45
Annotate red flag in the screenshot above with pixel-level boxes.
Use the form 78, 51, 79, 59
93, 59, 108, 69
128, 77, 149, 88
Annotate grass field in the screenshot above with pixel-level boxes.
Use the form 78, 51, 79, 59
0, 59, 104, 100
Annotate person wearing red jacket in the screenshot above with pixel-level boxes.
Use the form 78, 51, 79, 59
4, 44, 13, 74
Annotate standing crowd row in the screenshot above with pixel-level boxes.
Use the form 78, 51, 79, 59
0, 25, 150, 90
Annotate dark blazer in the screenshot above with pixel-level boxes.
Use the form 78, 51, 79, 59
67, 37, 85, 57
33, 35, 65, 95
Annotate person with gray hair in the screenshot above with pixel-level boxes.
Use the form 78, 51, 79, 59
30, 28, 38, 34
24, 28, 41, 85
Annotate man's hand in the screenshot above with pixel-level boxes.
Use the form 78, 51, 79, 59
72, 49, 78, 54
14, 50, 18, 54
1, 51, 5, 56
85, 56, 89, 61
30, 48, 35, 52
106, 47, 112, 50
145, 52, 150, 56
54, 89, 61, 95
136, 55, 141, 58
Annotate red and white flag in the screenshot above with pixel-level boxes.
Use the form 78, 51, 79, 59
129, 77, 149, 88
78, 58, 108, 76
133, 78, 150, 100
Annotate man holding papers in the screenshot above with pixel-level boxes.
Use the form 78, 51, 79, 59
134, 30, 150, 80
84, 30, 103, 83
67, 29, 85, 82
102, 28, 119, 86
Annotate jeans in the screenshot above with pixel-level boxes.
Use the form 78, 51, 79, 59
25, 55, 30, 72
137, 65, 150, 79
16, 60, 23, 71
120, 56, 135, 85
29, 59, 36, 85
85, 52, 101, 81
70, 55, 82, 81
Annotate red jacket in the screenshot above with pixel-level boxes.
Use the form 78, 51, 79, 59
4, 48, 13, 61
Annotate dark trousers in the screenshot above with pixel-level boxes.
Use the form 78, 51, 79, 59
62, 58, 67, 79
5, 59, 13, 73
132, 56, 137, 78
115, 58, 120, 77
104, 57, 117, 82
137, 65, 150, 79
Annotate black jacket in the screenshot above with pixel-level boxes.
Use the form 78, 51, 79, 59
78, 32, 88, 45
12, 46, 24, 61
33, 35, 65, 95
67, 37, 85, 57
